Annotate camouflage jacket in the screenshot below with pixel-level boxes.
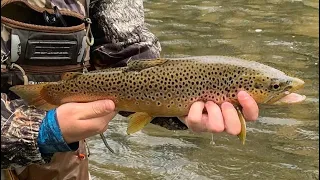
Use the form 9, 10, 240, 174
1, 0, 161, 170
1, 93, 48, 169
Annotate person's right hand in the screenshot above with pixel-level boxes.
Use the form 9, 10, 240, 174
56, 100, 117, 144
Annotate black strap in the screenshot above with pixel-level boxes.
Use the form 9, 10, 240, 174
43, 7, 67, 27
54, 6, 67, 27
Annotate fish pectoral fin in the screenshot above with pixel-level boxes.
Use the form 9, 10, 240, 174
127, 58, 168, 71
235, 106, 247, 145
9, 84, 57, 111
127, 112, 153, 135
61, 72, 82, 80
177, 116, 186, 124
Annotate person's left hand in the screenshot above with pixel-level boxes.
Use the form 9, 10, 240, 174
180, 91, 259, 135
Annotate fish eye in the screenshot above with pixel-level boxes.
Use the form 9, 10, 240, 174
269, 78, 282, 91
270, 83, 281, 91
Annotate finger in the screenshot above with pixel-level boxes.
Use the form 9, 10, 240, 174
88, 111, 118, 124
185, 101, 206, 132
191, 113, 209, 132
72, 100, 116, 120
237, 91, 259, 121
221, 102, 241, 135
78, 111, 118, 134
205, 101, 224, 133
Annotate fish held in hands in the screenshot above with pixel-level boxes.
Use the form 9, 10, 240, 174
10, 56, 305, 144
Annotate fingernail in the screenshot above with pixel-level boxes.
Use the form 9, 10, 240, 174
238, 91, 249, 100
102, 100, 116, 111
221, 102, 234, 110
205, 101, 215, 107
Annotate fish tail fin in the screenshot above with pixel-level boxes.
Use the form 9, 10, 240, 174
9, 84, 57, 111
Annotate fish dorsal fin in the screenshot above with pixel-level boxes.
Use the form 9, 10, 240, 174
127, 112, 153, 134
127, 58, 168, 71
61, 72, 82, 80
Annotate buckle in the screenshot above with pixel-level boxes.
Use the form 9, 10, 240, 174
84, 17, 92, 25
1, 52, 9, 63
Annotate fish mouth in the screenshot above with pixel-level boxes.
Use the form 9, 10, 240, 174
289, 77, 305, 92
265, 77, 305, 104
273, 93, 306, 105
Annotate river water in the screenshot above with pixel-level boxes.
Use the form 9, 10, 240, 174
88, 0, 319, 179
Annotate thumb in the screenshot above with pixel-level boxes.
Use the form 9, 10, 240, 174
237, 91, 259, 121
73, 100, 116, 119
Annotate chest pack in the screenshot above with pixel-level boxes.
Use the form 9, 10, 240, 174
1, 0, 93, 85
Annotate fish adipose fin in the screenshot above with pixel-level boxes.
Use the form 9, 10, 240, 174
235, 106, 247, 145
127, 112, 154, 134
9, 84, 56, 111
126, 58, 168, 71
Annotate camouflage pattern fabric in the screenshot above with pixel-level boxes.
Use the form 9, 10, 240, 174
1, 0, 161, 68
1, 24, 10, 60
1, 93, 49, 170
25, 0, 87, 16
89, 0, 162, 68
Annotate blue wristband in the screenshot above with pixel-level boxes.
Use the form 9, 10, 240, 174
38, 109, 79, 154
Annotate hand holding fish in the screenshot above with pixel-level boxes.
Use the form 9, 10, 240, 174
56, 100, 117, 144
182, 91, 258, 135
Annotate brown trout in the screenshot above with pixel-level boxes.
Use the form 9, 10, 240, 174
10, 56, 306, 144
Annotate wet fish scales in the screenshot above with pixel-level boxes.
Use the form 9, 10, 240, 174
10, 56, 305, 144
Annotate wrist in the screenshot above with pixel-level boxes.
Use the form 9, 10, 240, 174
38, 109, 79, 154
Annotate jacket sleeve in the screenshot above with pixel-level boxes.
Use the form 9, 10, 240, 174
89, 0, 161, 68
1, 93, 48, 169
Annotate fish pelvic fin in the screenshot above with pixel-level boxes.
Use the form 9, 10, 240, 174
235, 106, 247, 145
127, 112, 153, 134
9, 84, 57, 111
